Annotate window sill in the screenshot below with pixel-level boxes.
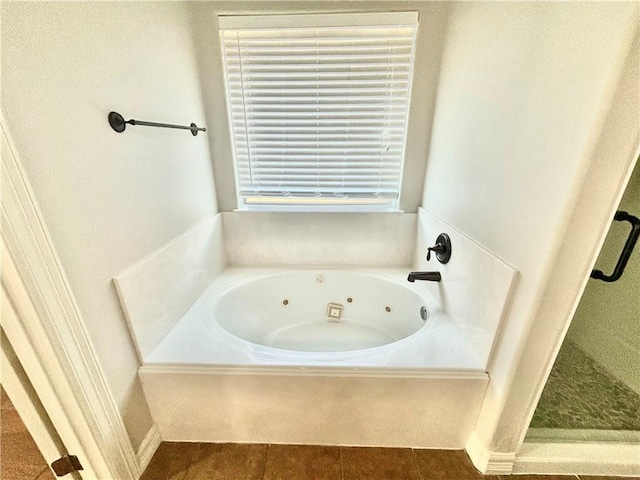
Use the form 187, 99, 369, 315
233, 206, 406, 214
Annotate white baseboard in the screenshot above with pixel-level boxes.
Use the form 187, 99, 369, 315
137, 424, 162, 474
465, 431, 516, 475
514, 441, 640, 476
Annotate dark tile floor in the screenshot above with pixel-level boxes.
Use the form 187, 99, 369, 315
141, 442, 637, 480
530, 340, 640, 430
0, 387, 55, 480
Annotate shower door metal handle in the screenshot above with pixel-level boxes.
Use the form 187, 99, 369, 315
591, 210, 640, 283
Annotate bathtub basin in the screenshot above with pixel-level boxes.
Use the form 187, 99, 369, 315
145, 267, 484, 369
213, 270, 428, 353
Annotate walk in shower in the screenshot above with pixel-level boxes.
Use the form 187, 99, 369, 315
528, 160, 640, 443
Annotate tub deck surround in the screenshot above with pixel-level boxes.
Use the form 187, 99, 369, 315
414, 208, 518, 366
112, 208, 518, 448
113, 209, 517, 371
113, 214, 227, 360
221, 211, 417, 267
144, 267, 486, 370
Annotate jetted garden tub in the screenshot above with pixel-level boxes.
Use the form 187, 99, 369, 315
214, 269, 428, 353
139, 268, 490, 447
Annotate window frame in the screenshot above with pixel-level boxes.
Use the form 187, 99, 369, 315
218, 12, 419, 213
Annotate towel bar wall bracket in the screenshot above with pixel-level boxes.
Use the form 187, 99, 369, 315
108, 111, 206, 136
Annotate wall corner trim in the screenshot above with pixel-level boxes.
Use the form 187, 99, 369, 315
137, 424, 162, 474
1, 118, 143, 480
465, 431, 515, 475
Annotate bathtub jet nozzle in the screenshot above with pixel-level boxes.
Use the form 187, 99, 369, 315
407, 271, 442, 283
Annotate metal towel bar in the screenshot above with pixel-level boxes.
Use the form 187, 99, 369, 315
108, 111, 206, 136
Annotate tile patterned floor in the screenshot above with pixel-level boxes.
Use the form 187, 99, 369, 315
0, 387, 55, 480
530, 340, 640, 430
141, 442, 638, 480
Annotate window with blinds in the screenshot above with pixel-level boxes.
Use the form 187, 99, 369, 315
219, 12, 418, 211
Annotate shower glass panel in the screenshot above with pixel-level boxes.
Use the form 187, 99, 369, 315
527, 160, 640, 443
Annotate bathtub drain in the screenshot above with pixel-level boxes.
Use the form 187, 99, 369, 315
327, 302, 344, 321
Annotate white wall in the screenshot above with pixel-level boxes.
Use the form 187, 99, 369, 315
568, 159, 640, 394
1, 2, 218, 449
420, 2, 638, 453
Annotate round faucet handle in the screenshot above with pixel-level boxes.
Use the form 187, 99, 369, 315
426, 234, 452, 264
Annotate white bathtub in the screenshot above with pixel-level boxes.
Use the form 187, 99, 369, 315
145, 267, 484, 369
215, 270, 430, 353
140, 268, 490, 447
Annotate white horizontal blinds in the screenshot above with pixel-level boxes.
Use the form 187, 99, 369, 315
220, 13, 418, 209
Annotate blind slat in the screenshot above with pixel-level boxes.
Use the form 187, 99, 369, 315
238, 161, 401, 167
235, 108, 407, 114
241, 141, 405, 146
240, 188, 400, 195
224, 62, 411, 71
228, 79, 409, 87
235, 153, 402, 161
224, 45, 412, 54
240, 135, 405, 141
229, 90, 408, 97
224, 35, 413, 45
225, 55, 411, 63
239, 167, 400, 173
234, 118, 406, 125
228, 71, 410, 80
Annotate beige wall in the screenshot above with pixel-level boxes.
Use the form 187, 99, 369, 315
568, 160, 640, 395
419, 1, 638, 452
1, 2, 218, 448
